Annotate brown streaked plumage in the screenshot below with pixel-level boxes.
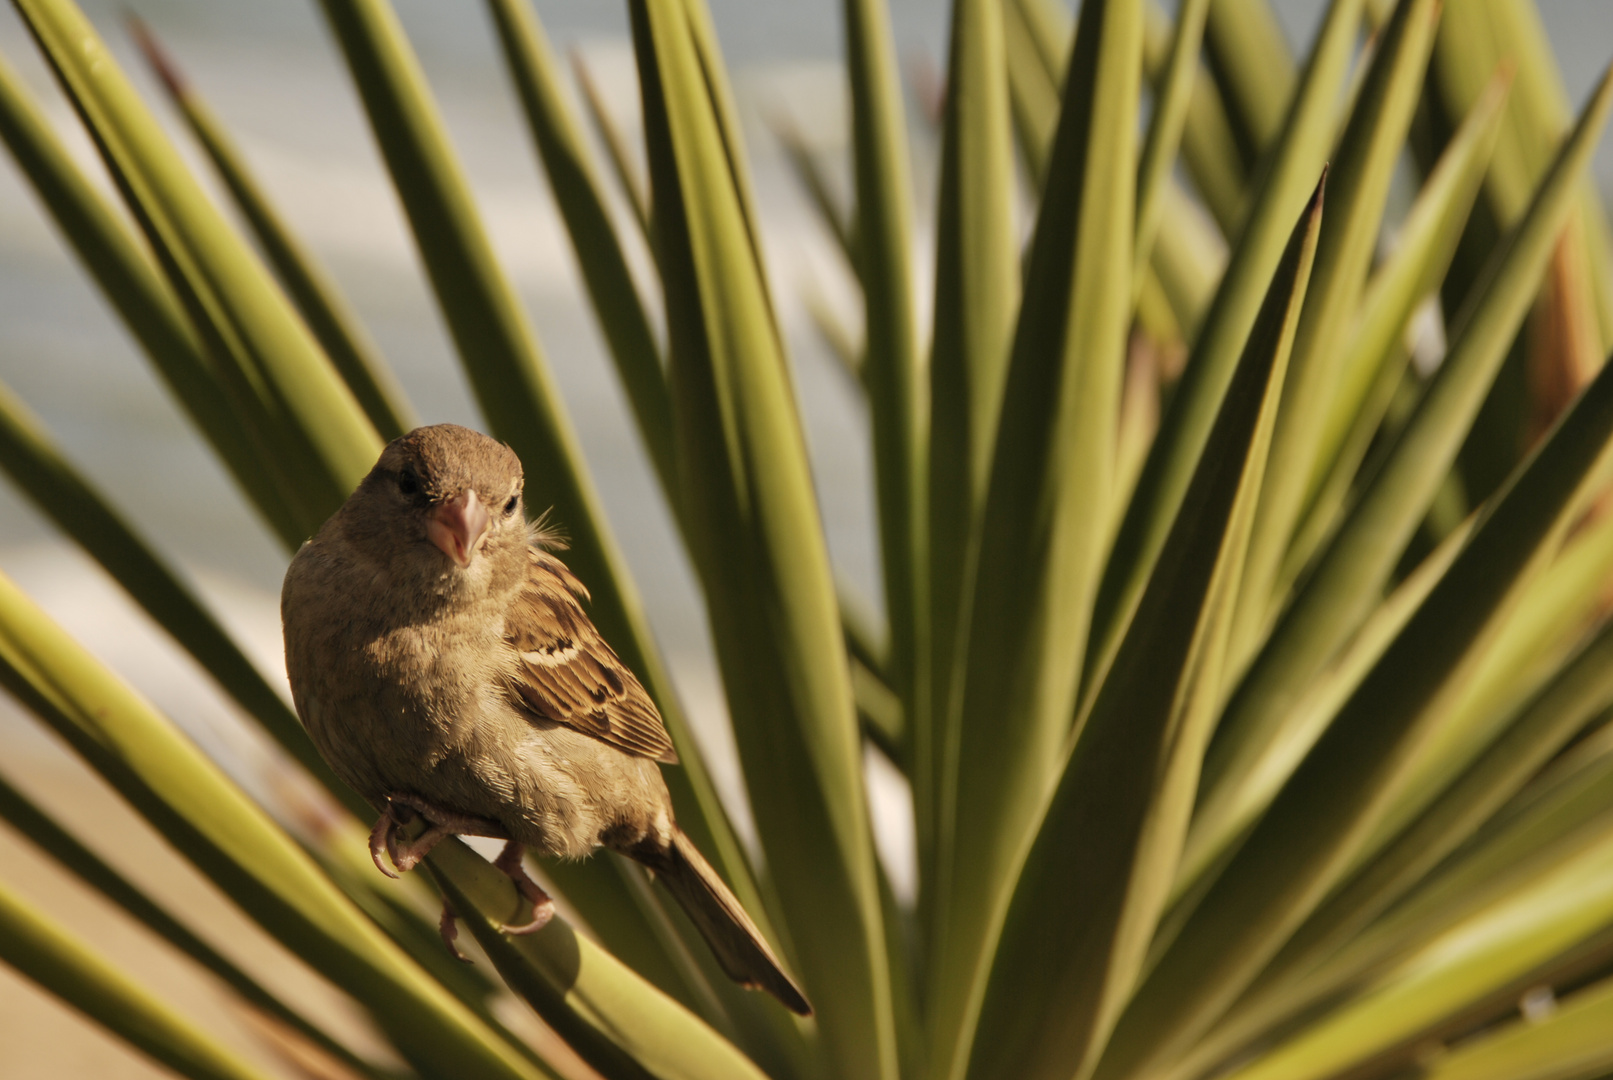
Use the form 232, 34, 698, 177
507, 545, 679, 765
281, 423, 809, 1015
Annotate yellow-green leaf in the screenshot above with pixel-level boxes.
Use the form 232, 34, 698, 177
968, 177, 1324, 1080
633, 0, 894, 1074
927, 0, 1143, 1075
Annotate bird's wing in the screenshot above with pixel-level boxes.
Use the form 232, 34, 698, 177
502, 546, 679, 764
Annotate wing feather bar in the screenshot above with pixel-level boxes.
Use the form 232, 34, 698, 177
504, 547, 679, 764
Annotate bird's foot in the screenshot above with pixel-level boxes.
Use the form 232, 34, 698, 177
368, 807, 403, 879
431, 843, 552, 961
438, 899, 473, 963
369, 793, 508, 877
493, 841, 555, 935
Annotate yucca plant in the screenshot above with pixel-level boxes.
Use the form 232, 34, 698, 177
2, 0, 1613, 1077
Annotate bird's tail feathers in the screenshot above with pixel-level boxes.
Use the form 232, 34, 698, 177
655, 829, 812, 1016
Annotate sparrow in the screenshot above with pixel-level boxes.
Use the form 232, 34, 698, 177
281, 423, 810, 1015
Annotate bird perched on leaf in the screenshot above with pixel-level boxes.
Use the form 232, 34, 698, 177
282, 423, 810, 1015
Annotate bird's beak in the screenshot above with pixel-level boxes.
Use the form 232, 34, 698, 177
426, 490, 490, 568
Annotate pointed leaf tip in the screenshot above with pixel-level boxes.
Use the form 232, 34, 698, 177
1307, 163, 1329, 217
966, 179, 1324, 1080
125, 14, 189, 100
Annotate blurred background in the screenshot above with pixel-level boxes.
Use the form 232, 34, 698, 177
0, 0, 1608, 1074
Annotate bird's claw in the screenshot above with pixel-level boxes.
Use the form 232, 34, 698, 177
390, 829, 444, 874
368, 797, 434, 876
494, 840, 555, 935
438, 899, 472, 963
431, 844, 550, 965
368, 808, 401, 879
370, 804, 550, 955
369, 794, 506, 877
500, 899, 556, 936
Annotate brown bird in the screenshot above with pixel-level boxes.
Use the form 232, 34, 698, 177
282, 423, 810, 1015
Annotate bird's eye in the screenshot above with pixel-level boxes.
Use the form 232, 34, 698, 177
397, 471, 420, 496
504, 495, 519, 516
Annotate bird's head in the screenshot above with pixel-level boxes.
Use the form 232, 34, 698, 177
342, 424, 532, 590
